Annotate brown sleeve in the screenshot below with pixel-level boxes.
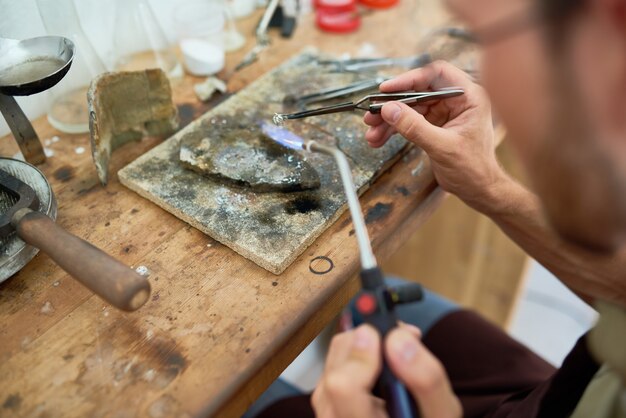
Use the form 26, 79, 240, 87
422, 310, 599, 418
255, 395, 315, 418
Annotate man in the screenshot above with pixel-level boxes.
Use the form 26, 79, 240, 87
251, 0, 626, 416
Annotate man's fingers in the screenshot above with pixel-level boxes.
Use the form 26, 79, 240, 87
318, 325, 384, 418
324, 329, 357, 373
365, 123, 395, 147
364, 111, 384, 126
311, 386, 336, 418
324, 326, 381, 392
380, 102, 448, 153
398, 322, 422, 339
368, 61, 481, 153
380, 61, 475, 93
385, 329, 462, 418
380, 67, 432, 92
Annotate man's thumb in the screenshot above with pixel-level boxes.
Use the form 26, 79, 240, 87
385, 328, 462, 418
380, 102, 441, 152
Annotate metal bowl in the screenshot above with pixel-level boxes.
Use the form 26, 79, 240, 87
0, 158, 56, 282
0, 36, 75, 96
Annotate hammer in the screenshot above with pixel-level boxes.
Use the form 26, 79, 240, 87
0, 169, 150, 311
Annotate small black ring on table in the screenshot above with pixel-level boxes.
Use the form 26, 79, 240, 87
309, 256, 334, 275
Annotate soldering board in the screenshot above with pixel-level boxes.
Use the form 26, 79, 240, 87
118, 53, 407, 274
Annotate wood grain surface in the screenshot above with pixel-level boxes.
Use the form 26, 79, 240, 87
0, 3, 496, 418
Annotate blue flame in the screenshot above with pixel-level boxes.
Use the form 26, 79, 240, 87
260, 121, 305, 150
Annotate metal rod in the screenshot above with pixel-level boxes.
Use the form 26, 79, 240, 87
305, 140, 377, 270
279, 102, 358, 120
0, 94, 46, 164
229, 0, 279, 76
256, 0, 280, 40
292, 77, 388, 106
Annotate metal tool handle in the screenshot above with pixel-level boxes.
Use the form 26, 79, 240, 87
343, 54, 432, 72
283, 102, 357, 120
294, 77, 387, 106
367, 89, 465, 114
14, 209, 150, 311
0, 94, 46, 164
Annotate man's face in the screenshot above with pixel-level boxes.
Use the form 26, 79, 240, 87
447, 0, 626, 251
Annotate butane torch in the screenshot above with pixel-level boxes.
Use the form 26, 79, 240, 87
262, 122, 423, 418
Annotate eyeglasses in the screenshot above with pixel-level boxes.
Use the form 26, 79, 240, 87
444, 6, 540, 46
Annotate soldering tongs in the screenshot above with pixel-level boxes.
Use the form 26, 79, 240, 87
274, 88, 464, 123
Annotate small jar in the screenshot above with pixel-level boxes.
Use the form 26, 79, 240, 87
227, 0, 257, 19
315, 0, 361, 34
174, 1, 226, 76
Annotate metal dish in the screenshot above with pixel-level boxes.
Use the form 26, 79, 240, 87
0, 157, 56, 282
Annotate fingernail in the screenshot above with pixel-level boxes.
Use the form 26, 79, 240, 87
399, 322, 422, 337
389, 332, 418, 362
354, 326, 374, 349
383, 103, 402, 123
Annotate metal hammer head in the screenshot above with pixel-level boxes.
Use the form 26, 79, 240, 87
0, 169, 40, 236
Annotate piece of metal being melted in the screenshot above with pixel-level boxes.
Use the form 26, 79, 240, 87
272, 113, 285, 126
179, 126, 320, 192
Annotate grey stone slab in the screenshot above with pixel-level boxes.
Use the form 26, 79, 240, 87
119, 53, 407, 274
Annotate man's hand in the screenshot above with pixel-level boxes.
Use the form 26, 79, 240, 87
311, 324, 461, 418
364, 61, 506, 213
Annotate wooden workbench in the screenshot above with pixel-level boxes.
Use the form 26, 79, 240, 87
0, 3, 513, 417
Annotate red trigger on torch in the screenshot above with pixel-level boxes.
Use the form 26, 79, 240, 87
356, 293, 377, 315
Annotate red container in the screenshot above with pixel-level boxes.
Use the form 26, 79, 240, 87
358, 0, 399, 9
316, 9, 361, 33
315, 0, 360, 33
314, 0, 357, 12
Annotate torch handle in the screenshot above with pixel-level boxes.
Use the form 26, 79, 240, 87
358, 267, 418, 418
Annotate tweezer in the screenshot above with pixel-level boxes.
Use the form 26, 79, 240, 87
317, 53, 432, 73
283, 76, 389, 107
274, 88, 464, 122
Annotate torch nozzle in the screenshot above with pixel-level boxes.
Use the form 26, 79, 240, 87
306, 140, 377, 270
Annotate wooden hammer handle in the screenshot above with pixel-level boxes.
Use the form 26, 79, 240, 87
15, 209, 151, 311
